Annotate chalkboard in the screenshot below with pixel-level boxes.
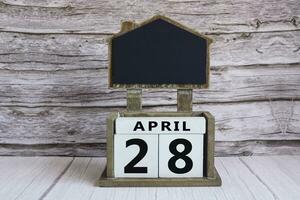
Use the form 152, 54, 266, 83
109, 16, 211, 88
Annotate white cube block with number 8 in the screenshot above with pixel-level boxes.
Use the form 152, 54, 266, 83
114, 134, 158, 178
159, 134, 204, 177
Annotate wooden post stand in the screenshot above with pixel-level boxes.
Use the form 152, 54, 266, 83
127, 89, 142, 111
177, 89, 193, 112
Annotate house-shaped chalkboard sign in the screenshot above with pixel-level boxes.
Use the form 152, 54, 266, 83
99, 15, 221, 187
109, 15, 212, 88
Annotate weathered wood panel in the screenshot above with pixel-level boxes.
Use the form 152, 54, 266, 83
0, 0, 299, 156
0, 0, 299, 34
0, 143, 105, 156
1, 31, 299, 68
0, 64, 299, 106
0, 101, 298, 143
216, 140, 300, 156
1, 141, 300, 157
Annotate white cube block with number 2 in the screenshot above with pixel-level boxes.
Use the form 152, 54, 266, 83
159, 134, 204, 177
114, 134, 158, 178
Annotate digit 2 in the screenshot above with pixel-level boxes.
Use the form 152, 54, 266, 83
168, 138, 193, 174
124, 138, 148, 173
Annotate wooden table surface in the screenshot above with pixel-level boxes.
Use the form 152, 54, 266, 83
0, 156, 299, 200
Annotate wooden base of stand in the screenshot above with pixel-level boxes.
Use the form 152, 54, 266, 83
98, 167, 222, 187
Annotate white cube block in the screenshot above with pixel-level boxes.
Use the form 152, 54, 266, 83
159, 134, 204, 178
115, 117, 206, 134
114, 134, 158, 178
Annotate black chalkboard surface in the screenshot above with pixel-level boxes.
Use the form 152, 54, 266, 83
109, 16, 211, 88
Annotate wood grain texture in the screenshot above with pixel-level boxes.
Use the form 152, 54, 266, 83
1, 31, 299, 69
0, 157, 72, 199
0, 0, 299, 156
0, 101, 299, 144
0, 0, 299, 34
0, 64, 298, 107
0, 100, 299, 156
0, 156, 298, 199
1, 140, 300, 157
241, 156, 300, 199
40, 156, 299, 200
0, 143, 106, 156
44, 157, 106, 200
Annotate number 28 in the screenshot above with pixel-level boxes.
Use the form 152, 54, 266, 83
125, 138, 193, 174
114, 134, 203, 178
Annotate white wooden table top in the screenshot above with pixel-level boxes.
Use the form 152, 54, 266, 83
0, 156, 299, 200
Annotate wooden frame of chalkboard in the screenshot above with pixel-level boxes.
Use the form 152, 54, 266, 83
98, 111, 221, 187
108, 15, 213, 89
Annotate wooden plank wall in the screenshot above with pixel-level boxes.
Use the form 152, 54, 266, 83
0, 0, 299, 156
